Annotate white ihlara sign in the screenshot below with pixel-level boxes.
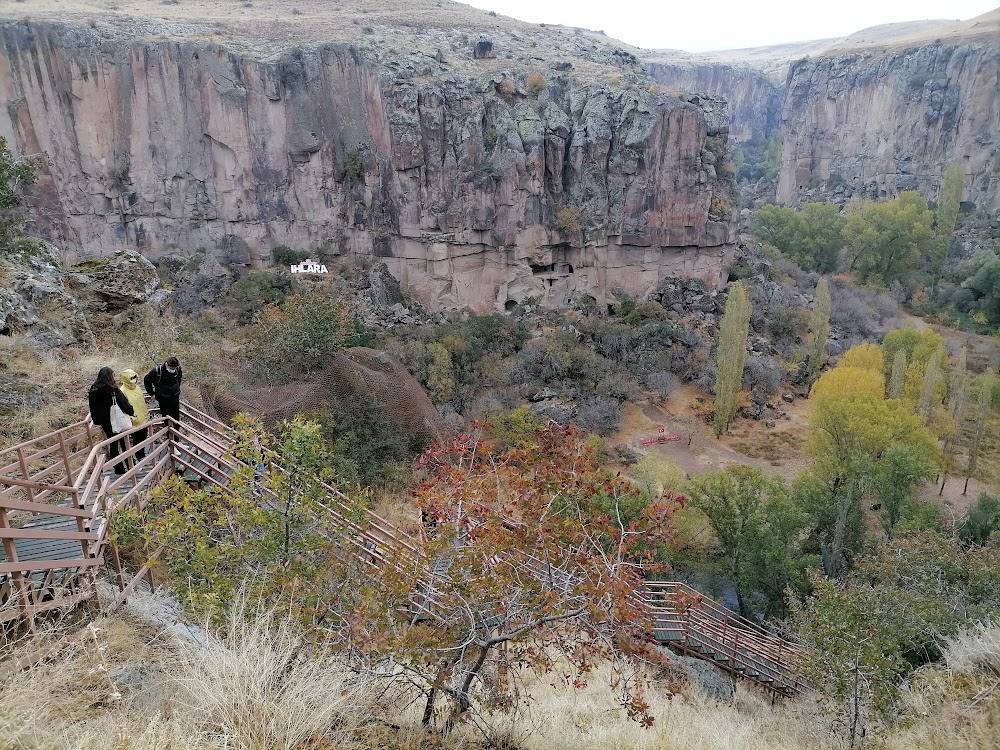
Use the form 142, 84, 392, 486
290, 258, 329, 274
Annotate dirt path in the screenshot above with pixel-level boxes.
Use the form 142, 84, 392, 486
610, 386, 812, 481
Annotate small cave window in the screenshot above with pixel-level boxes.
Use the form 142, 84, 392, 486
504, 299, 517, 311
530, 263, 555, 274
546, 279, 554, 287
564, 263, 574, 274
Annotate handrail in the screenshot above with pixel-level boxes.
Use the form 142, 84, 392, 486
0, 399, 806, 694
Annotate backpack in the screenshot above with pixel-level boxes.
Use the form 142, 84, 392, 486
153, 363, 182, 396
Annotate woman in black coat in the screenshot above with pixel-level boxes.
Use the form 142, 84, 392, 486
88, 367, 135, 475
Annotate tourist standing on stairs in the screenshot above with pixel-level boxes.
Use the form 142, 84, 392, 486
144, 356, 183, 425
120, 368, 150, 460
88, 367, 135, 476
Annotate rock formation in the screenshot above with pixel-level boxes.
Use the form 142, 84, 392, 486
640, 11, 1000, 214
0, 243, 159, 348
776, 39, 999, 212
645, 61, 781, 144
0, 5, 739, 313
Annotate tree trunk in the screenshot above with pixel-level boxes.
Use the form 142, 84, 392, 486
421, 687, 437, 727
443, 645, 491, 735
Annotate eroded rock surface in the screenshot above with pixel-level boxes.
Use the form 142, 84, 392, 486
776, 41, 999, 212
0, 14, 738, 312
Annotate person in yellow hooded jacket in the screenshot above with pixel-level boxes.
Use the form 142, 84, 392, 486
120, 368, 150, 460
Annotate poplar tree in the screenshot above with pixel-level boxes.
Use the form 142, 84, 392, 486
931, 164, 965, 293
940, 346, 970, 495
713, 281, 752, 437
807, 278, 831, 386
888, 350, 907, 399
949, 346, 969, 421
965, 370, 995, 495
919, 347, 944, 422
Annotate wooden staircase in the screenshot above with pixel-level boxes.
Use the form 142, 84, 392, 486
0, 402, 805, 694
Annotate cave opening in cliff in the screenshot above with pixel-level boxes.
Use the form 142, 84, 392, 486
504, 300, 517, 311
530, 263, 555, 274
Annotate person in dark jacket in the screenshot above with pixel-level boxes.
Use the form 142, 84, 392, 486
88, 367, 135, 475
144, 356, 183, 424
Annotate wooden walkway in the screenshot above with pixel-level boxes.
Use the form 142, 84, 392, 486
0, 401, 806, 694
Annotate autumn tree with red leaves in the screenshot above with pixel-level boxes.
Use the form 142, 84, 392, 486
338, 422, 681, 735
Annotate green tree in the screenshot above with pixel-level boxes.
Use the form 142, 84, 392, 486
713, 281, 752, 436
688, 466, 811, 617
791, 574, 926, 748
114, 415, 336, 620
807, 354, 938, 574
0, 137, 39, 244
807, 278, 831, 385
930, 164, 965, 292
959, 492, 1000, 546
842, 192, 933, 287
872, 443, 936, 538
962, 248, 1000, 326
754, 203, 843, 273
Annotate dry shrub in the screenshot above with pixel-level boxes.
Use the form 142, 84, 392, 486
506, 662, 825, 750
168, 592, 368, 750
880, 622, 1000, 750
0, 590, 376, 750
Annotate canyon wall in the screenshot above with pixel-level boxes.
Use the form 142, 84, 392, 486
776, 41, 999, 212
0, 21, 738, 312
645, 61, 781, 144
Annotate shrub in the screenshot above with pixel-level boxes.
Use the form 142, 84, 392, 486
344, 148, 364, 182
243, 291, 360, 382
742, 355, 781, 401
483, 126, 500, 151
498, 79, 517, 96
554, 205, 582, 233
273, 245, 308, 266
647, 371, 680, 402
574, 395, 624, 436
228, 270, 294, 324
525, 72, 546, 95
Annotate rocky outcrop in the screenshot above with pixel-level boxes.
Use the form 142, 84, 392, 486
0, 239, 92, 348
645, 61, 781, 144
0, 19, 739, 313
775, 41, 999, 212
0, 243, 160, 349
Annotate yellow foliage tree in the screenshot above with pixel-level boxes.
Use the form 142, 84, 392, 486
838, 343, 885, 374
810, 366, 885, 403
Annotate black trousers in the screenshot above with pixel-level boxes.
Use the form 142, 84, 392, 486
99, 423, 128, 475
158, 395, 181, 424
132, 426, 148, 460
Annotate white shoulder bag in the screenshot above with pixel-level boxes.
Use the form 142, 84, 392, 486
109, 392, 133, 434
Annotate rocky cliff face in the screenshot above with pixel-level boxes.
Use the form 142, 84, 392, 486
0, 17, 738, 312
645, 61, 781, 144
776, 41, 999, 212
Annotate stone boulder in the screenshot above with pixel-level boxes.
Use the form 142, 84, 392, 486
0, 239, 92, 348
67, 249, 159, 312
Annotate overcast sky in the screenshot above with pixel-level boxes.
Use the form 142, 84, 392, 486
461, 1, 999, 52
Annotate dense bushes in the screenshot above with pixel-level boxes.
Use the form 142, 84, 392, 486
228, 270, 294, 324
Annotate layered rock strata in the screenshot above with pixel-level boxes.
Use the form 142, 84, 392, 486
0, 19, 738, 312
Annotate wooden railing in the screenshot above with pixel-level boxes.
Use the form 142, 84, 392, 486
0, 411, 178, 627
645, 581, 808, 694
0, 403, 807, 694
